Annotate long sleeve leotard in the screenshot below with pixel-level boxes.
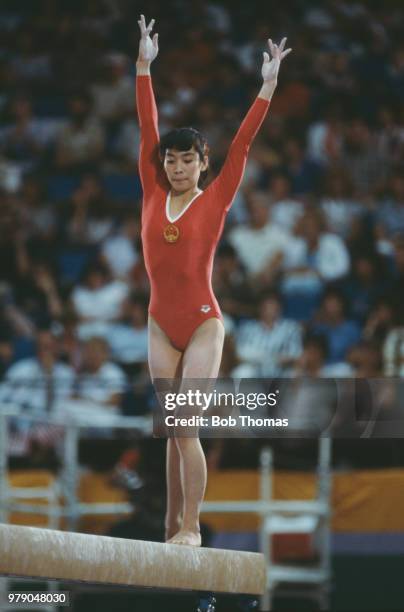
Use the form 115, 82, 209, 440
136, 75, 270, 351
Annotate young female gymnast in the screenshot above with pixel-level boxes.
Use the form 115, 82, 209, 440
136, 14, 291, 546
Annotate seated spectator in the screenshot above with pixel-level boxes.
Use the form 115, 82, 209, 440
56, 310, 82, 371
281, 209, 350, 319
14, 260, 63, 329
234, 291, 303, 377
55, 91, 105, 174
212, 243, 255, 320
0, 95, 45, 174
267, 173, 304, 232
310, 288, 362, 364
71, 336, 127, 410
0, 328, 74, 411
61, 174, 115, 247
342, 117, 386, 197
320, 167, 365, 238
383, 307, 404, 377
0, 329, 74, 458
384, 235, 404, 313
338, 253, 389, 324
363, 298, 396, 346
375, 172, 404, 248
281, 334, 352, 436
292, 333, 353, 377
71, 261, 129, 337
101, 211, 140, 280
91, 53, 134, 127
347, 341, 382, 377
306, 102, 344, 166
17, 175, 57, 255
281, 136, 323, 195
228, 190, 290, 286
110, 118, 140, 172
106, 294, 148, 376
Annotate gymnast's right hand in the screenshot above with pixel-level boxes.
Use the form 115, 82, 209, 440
137, 14, 159, 63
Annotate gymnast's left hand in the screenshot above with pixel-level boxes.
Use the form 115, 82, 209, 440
261, 37, 292, 86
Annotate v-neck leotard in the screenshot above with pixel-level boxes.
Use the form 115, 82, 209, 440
136, 75, 270, 351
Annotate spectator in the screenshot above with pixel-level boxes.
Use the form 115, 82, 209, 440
61, 174, 115, 248
71, 261, 129, 336
228, 189, 290, 285
267, 173, 304, 232
306, 102, 344, 166
338, 253, 389, 324
282, 136, 323, 195
310, 289, 362, 364
106, 294, 149, 375
55, 92, 105, 174
320, 167, 364, 238
14, 260, 63, 328
342, 117, 385, 196
0, 329, 74, 458
382, 302, 404, 377
0, 95, 43, 174
92, 53, 134, 126
347, 342, 383, 378
101, 211, 140, 280
281, 209, 350, 319
363, 298, 396, 346
72, 336, 126, 410
212, 243, 255, 320
18, 176, 57, 250
235, 290, 303, 377
375, 172, 404, 245
293, 333, 353, 377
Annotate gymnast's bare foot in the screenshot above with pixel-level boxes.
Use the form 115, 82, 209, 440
165, 514, 182, 542
166, 529, 201, 546
165, 520, 182, 542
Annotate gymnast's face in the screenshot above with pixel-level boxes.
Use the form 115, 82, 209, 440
163, 147, 208, 193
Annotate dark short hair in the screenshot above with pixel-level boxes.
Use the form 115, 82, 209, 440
159, 127, 209, 186
321, 287, 348, 316
258, 289, 282, 306
303, 332, 328, 358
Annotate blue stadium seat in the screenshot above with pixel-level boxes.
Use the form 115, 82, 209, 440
57, 249, 93, 285
103, 174, 142, 201
47, 176, 81, 201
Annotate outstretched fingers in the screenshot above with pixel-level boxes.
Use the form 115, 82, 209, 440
268, 37, 292, 61
138, 14, 155, 37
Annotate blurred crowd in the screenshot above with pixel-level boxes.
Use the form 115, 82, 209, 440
1, 0, 404, 463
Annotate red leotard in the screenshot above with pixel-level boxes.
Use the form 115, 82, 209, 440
136, 75, 270, 351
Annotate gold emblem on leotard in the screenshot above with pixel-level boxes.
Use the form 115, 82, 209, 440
164, 224, 179, 243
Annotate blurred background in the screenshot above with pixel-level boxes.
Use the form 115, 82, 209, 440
0, 0, 404, 610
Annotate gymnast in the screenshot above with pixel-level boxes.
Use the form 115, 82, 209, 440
136, 14, 291, 546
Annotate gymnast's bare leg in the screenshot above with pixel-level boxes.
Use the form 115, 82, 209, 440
148, 314, 225, 545
148, 315, 183, 541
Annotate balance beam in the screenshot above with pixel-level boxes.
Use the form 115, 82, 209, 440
0, 525, 266, 595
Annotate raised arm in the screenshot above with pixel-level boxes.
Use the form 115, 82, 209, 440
136, 15, 160, 199
212, 37, 292, 209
